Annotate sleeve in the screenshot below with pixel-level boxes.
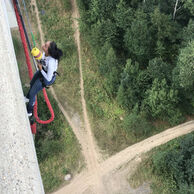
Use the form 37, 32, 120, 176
42, 52, 45, 59
40, 59, 55, 81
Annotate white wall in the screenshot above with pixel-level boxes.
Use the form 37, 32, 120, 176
5, 0, 18, 28
0, 0, 44, 193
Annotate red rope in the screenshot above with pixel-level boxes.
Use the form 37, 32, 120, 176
31, 123, 37, 134
13, 0, 54, 132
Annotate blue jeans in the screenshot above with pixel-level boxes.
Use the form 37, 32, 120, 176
26, 71, 56, 113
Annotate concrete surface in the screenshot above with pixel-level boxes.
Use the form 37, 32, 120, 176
0, 1, 44, 193
5, 0, 18, 28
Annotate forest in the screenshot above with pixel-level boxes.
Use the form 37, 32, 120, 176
76, 1, 194, 192
77, 0, 194, 125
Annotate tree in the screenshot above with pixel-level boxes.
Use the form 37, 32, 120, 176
150, 8, 180, 62
147, 57, 172, 82
143, 78, 182, 124
182, 19, 194, 46
173, 0, 182, 20
124, 10, 153, 62
177, 40, 194, 89
152, 133, 194, 193
123, 109, 153, 138
184, 0, 194, 16
103, 46, 120, 96
98, 42, 116, 74
114, 0, 133, 30
117, 59, 141, 109
89, 0, 119, 23
89, 19, 117, 47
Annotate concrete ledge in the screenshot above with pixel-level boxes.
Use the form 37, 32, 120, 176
5, 0, 18, 28
0, 1, 44, 193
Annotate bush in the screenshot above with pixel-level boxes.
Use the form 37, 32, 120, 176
37, 140, 64, 161
152, 133, 194, 193
123, 110, 154, 138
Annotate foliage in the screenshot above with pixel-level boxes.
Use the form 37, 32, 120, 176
184, 0, 194, 16
152, 132, 194, 193
114, 0, 133, 30
78, 0, 194, 128
177, 40, 194, 89
147, 57, 171, 82
129, 132, 194, 194
143, 78, 184, 125
123, 108, 154, 138
124, 10, 153, 62
98, 43, 121, 96
182, 19, 194, 46
117, 59, 150, 110
150, 7, 180, 62
63, 0, 72, 11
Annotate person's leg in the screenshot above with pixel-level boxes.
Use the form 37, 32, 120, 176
26, 71, 41, 99
27, 78, 43, 114
30, 71, 41, 86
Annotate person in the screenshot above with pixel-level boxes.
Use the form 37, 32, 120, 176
25, 41, 63, 116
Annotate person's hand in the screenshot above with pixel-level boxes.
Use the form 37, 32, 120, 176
38, 62, 42, 71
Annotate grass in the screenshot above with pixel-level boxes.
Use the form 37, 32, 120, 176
11, 30, 30, 85
35, 91, 84, 193
80, 40, 129, 155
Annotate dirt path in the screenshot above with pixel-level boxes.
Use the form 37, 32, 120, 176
71, 0, 103, 192
32, 0, 194, 193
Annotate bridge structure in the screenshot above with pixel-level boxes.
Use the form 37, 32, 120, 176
0, 0, 44, 193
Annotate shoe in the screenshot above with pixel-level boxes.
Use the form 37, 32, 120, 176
27, 112, 32, 117
24, 96, 29, 103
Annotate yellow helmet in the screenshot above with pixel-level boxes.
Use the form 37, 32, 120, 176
31, 47, 42, 60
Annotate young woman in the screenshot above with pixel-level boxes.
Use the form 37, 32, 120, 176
25, 41, 63, 116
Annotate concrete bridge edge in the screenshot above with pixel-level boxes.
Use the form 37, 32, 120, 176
0, 0, 44, 193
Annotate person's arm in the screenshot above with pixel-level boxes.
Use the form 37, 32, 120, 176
40, 59, 55, 81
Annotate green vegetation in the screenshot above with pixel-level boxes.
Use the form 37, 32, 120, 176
35, 92, 83, 192
77, 0, 194, 154
129, 132, 194, 194
11, 30, 30, 84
